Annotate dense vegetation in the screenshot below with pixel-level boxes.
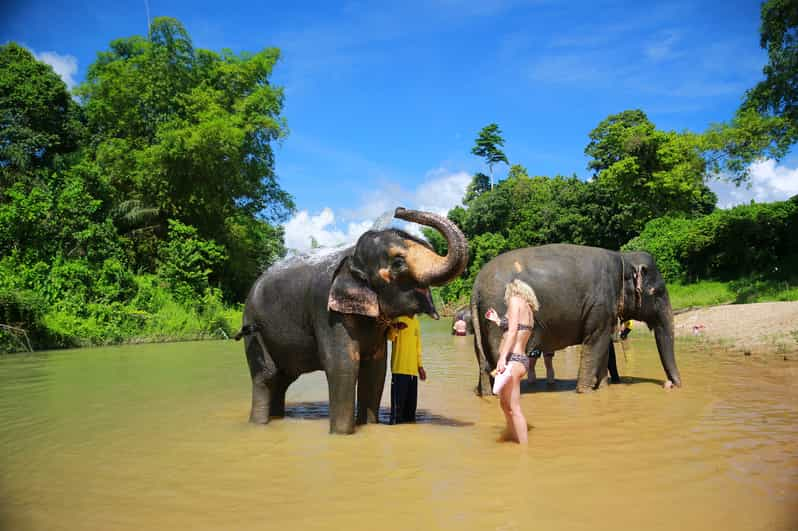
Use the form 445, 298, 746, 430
1, 18, 292, 352
2, 2, 796, 352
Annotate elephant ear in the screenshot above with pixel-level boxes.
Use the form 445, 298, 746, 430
328, 257, 379, 317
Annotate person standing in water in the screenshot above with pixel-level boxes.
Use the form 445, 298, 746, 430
452, 318, 468, 336
485, 279, 539, 444
387, 315, 427, 424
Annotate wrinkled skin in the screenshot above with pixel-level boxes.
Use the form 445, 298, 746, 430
471, 244, 681, 395
239, 208, 468, 434
451, 306, 474, 335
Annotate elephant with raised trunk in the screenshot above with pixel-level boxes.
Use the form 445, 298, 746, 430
237, 208, 468, 434
470, 244, 681, 395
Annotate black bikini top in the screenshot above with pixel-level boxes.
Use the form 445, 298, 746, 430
499, 317, 534, 332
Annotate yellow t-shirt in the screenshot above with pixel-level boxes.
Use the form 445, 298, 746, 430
387, 316, 422, 376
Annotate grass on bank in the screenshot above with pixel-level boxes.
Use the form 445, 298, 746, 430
668, 278, 798, 310
0, 275, 245, 353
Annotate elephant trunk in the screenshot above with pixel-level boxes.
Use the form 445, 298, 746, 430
393, 207, 469, 286
653, 291, 682, 387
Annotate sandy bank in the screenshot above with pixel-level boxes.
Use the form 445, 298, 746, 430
671, 301, 798, 359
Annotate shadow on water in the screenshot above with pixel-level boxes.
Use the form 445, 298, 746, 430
519, 375, 665, 394
283, 401, 474, 427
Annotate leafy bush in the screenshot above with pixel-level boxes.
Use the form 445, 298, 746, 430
625, 198, 798, 283
157, 220, 227, 304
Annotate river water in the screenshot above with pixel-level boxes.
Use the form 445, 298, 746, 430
1, 319, 796, 530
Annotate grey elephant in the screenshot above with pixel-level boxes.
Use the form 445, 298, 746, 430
236, 208, 468, 434
470, 243, 681, 395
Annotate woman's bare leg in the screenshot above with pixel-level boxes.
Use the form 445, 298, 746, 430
509, 363, 528, 444
498, 384, 516, 441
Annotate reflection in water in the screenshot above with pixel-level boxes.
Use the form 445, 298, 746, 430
0, 320, 796, 531
284, 401, 475, 428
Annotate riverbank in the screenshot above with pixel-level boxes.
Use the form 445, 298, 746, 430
671, 301, 798, 360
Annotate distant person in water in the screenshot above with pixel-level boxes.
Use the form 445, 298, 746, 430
387, 315, 426, 424
453, 318, 467, 336
484, 279, 540, 445
620, 320, 633, 340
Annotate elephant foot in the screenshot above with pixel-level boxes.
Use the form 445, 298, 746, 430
250, 381, 271, 424
249, 411, 270, 424
576, 385, 595, 394
329, 421, 356, 435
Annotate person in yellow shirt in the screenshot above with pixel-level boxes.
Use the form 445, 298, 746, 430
387, 315, 427, 424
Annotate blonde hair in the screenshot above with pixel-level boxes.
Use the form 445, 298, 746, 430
504, 278, 540, 312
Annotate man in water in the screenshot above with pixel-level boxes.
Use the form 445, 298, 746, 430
387, 315, 427, 424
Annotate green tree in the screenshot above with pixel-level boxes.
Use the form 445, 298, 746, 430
471, 123, 509, 190
744, 0, 798, 149
585, 110, 716, 236
463, 172, 490, 204
158, 219, 227, 304
76, 17, 294, 298
0, 43, 83, 184
701, 0, 797, 183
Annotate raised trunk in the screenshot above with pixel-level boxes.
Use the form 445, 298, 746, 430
393, 207, 469, 286
653, 292, 682, 387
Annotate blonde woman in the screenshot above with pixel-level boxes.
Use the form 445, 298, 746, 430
485, 279, 539, 444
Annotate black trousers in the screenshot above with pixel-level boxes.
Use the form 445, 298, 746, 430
390, 373, 418, 424
608, 341, 621, 383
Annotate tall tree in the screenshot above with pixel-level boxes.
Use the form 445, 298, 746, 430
702, 0, 797, 183
0, 43, 82, 185
744, 0, 798, 147
76, 17, 295, 298
585, 110, 716, 236
471, 123, 509, 190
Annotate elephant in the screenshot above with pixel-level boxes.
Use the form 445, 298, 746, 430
236, 207, 468, 434
451, 306, 474, 335
470, 243, 681, 395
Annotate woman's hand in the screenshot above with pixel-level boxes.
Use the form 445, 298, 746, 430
485, 308, 500, 326
496, 356, 507, 374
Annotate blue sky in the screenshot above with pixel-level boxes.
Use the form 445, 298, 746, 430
3, 0, 797, 250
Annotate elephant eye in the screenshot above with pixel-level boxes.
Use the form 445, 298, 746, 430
391, 256, 406, 272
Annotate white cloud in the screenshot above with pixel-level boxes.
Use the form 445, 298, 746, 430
644, 30, 681, 62
282, 168, 471, 251
710, 159, 798, 208
415, 169, 472, 217
32, 50, 78, 89
282, 208, 373, 251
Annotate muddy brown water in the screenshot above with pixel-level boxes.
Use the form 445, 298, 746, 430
1, 319, 797, 531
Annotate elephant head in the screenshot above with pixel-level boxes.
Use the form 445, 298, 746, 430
622, 251, 682, 387
328, 207, 468, 320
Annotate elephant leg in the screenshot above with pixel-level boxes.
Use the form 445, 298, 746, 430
577, 333, 612, 393
326, 362, 359, 434
268, 372, 297, 418
356, 351, 387, 425
244, 334, 279, 424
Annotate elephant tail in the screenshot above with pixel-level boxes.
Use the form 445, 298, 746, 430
470, 291, 492, 397
233, 322, 259, 341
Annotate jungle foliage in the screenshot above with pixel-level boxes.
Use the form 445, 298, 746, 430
0, 19, 293, 351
